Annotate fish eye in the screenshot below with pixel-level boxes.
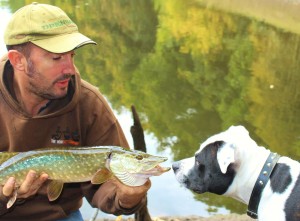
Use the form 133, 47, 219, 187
135, 155, 143, 160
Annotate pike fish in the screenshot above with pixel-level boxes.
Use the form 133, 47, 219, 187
0, 146, 170, 208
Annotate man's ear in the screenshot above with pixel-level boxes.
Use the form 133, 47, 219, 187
7, 50, 27, 71
217, 143, 235, 174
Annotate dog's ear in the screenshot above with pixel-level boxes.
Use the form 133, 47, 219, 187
217, 143, 235, 174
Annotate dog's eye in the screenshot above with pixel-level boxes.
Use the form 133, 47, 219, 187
196, 161, 205, 172
199, 164, 205, 173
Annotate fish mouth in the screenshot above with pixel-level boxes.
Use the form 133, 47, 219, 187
146, 156, 168, 164
139, 165, 171, 176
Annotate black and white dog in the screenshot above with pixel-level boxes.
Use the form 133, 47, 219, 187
172, 126, 300, 221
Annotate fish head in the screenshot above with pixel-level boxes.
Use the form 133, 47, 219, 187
108, 149, 170, 186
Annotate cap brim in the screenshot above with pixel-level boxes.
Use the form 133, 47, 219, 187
31, 32, 96, 53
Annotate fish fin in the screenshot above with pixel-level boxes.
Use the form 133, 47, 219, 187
6, 188, 18, 209
91, 168, 113, 184
47, 180, 64, 201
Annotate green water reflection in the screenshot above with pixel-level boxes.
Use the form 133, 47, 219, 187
2, 0, 300, 215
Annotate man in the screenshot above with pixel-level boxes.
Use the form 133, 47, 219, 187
0, 3, 150, 221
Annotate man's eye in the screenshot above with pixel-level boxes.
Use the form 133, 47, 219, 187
53, 56, 62, 60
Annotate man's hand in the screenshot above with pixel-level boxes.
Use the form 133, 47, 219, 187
2, 170, 48, 200
112, 178, 151, 209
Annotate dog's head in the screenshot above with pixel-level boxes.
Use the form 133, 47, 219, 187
172, 125, 256, 195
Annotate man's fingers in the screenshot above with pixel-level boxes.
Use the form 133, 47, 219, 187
2, 177, 16, 197
17, 170, 37, 194
1, 171, 49, 204
114, 178, 151, 209
31, 173, 49, 190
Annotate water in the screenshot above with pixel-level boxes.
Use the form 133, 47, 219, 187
1, 0, 300, 219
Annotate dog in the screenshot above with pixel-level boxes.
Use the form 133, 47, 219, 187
172, 125, 300, 221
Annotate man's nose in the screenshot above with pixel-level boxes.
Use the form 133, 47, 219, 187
62, 54, 76, 75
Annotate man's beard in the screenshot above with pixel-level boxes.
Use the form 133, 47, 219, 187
26, 58, 72, 100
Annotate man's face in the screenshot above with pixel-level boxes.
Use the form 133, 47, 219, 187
24, 45, 76, 100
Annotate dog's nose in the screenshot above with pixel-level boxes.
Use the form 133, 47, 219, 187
172, 161, 180, 173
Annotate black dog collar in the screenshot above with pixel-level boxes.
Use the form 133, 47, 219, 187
247, 152, 281, 219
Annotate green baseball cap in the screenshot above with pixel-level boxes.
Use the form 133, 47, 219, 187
4, 2, 96, 53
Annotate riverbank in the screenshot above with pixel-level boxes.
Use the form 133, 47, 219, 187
93, 213, 253, 221
152, 214, 253, 221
